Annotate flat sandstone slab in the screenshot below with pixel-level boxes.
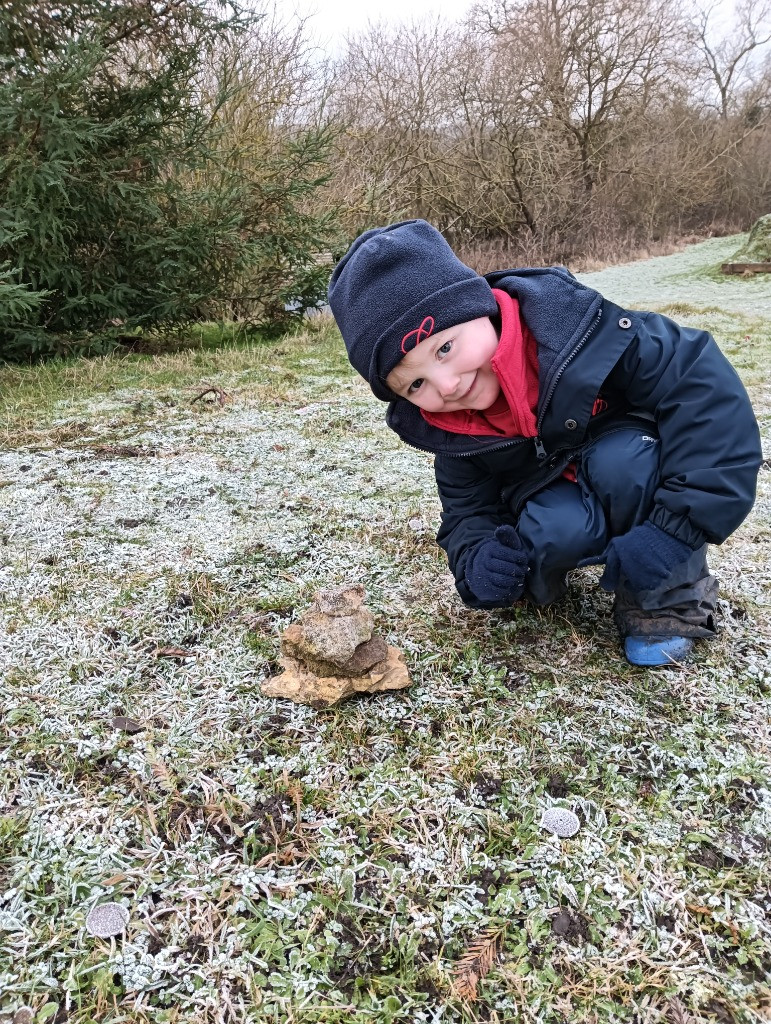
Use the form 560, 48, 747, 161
260, 645, 411, 707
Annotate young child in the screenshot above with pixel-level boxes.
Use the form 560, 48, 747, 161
328, 220, 762, 666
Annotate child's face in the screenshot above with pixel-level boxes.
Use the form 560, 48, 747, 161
385, 316, 500, 413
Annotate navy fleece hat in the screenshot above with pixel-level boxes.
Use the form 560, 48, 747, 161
328, 220, 498, 401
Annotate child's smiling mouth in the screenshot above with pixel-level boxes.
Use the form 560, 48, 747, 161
459, 373, 477, 402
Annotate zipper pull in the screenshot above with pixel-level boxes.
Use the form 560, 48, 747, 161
533, 435, 547, 460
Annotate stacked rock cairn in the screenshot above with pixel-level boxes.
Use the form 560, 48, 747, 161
260, 584, 412, 707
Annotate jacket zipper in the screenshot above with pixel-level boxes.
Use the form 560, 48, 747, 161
403, 435, 527, 458
531, 306, 603, 460
508, 419, 654, 515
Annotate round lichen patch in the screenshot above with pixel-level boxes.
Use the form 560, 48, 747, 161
541, 808, 581, 837
85, 901, 129, 937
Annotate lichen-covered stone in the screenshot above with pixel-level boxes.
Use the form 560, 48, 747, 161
540, 807, 580, 838
282, 626, 389, 678
731, 214, 771, 262
314, 583, 366, 616
284, 606, 375, 669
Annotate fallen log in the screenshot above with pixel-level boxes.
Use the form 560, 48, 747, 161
720, 262, 771, 275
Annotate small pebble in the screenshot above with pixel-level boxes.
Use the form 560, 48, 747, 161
86, 902, 129, 937
541, 807, 580, 837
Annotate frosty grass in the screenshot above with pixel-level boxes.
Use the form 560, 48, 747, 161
1, 234, 770, 1023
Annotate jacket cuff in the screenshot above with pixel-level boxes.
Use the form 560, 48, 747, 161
648, 507, 707, 550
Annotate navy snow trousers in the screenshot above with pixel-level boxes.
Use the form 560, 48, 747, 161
516, 427, 718, 637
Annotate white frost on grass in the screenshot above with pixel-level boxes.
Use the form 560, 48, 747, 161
1, 247, 770, 1021
577, 234, 771, 316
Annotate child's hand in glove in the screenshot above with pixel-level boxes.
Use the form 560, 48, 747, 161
581, 521, 694, 595
465, 525, 529, 606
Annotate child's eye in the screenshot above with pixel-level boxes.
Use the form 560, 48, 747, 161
408, 378, 424, 393
438, 341, 452, 355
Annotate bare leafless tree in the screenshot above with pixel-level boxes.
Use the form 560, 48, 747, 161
321, 0, 771, 265
329, 17, 466, 229
688, 0, 771, 117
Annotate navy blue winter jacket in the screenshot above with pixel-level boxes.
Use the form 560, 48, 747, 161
384, 268, 762, 609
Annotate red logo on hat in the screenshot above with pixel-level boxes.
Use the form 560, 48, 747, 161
401, 316, 435, 354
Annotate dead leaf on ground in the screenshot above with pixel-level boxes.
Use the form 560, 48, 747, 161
110, 716, 144, 733
666, 996, 692, 1024
151, 758, 177, 793
155, 646, 197, 659
451, 926, 506, 1001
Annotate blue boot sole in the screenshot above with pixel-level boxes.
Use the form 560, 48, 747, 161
624, 634, 693, 667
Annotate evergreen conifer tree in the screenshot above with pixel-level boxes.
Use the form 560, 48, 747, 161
0, 1, 338, 359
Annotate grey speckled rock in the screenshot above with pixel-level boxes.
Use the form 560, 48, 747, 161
281, 625, 387, 678
541, 808, 580, 838
86, 902, 129, 937
314, 583, 366, 617
292, 586, 375, 669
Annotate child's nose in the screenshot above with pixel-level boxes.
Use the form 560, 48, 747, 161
437, 372, 461, 398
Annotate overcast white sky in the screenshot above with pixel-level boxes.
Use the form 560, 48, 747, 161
291, 0, 479, 49
288, 0, 737, 51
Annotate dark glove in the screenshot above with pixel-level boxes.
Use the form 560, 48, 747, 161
580, 521, 694, 595
465, 525, 529, 606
